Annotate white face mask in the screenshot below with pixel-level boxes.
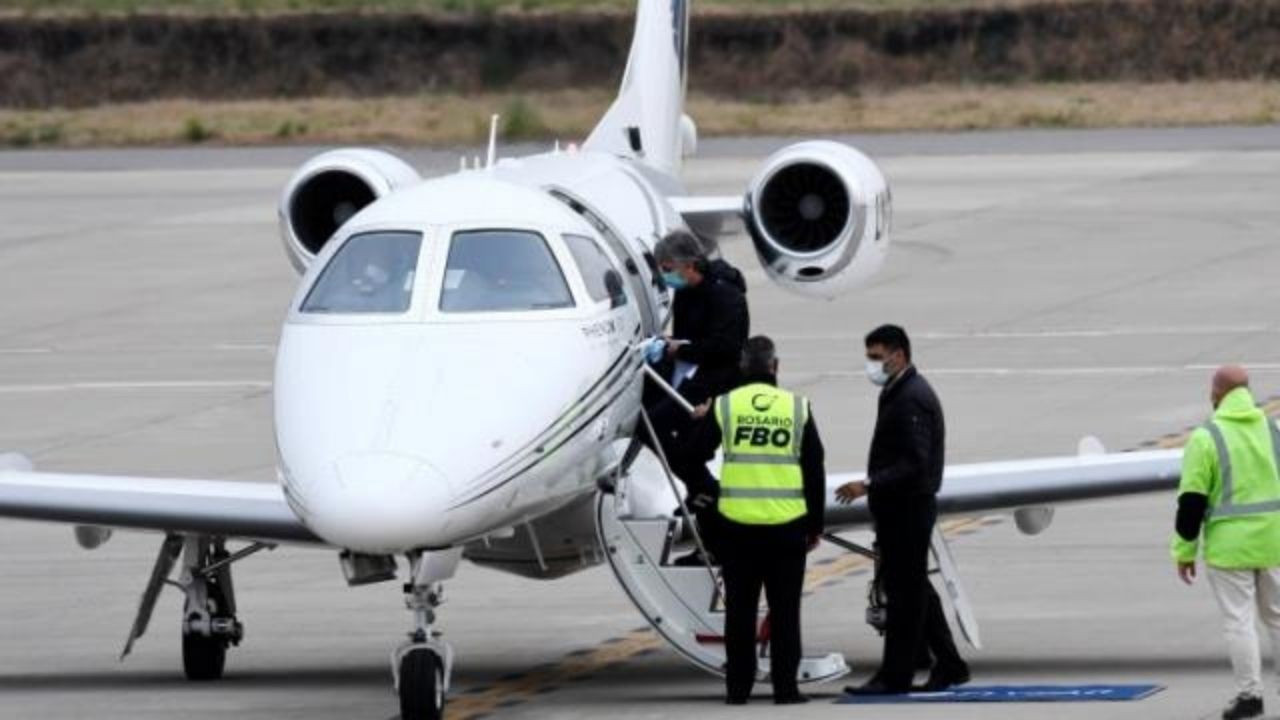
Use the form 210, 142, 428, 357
865, 359, 890, 387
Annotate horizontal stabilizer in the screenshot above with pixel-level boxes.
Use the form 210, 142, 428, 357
668, 195, 745, 239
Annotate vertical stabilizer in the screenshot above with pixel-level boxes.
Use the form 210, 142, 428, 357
584, 0, 690, 175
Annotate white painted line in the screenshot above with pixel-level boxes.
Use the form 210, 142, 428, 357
0, 348, 53, 355
807, 363, 1280, 378
212, 343, 276, 352
775, 325, 1278, 342
0, 380, 271, 394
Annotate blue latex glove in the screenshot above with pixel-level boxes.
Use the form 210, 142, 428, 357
643, 337, 666, 364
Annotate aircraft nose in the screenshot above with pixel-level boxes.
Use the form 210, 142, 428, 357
299, 452, 455, 553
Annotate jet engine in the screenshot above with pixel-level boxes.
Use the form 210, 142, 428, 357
277, 149, 420, 273
745, 140, 891, 298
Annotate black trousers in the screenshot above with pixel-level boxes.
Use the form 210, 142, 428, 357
641, 380, 724, 559
870, 493, 965, 689
719, 517, 807, 700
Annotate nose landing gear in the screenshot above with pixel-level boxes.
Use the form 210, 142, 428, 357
393, 549, 460, 720
397, 644, 447, 720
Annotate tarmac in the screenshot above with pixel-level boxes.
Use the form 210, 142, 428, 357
1, 125, 1279, 719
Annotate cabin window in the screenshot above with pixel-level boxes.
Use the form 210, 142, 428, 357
564, 234, 628, 308
440, 230, 574, 313
300, 231, 421, 314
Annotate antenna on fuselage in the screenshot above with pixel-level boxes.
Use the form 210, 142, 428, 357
486, 113, 500, 169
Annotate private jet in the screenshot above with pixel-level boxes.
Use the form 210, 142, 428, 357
0, 0, 1184, 717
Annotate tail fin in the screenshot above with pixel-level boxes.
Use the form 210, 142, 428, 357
584, 0, 690, 175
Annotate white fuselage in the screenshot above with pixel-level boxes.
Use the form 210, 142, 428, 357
274, 150, 685, 554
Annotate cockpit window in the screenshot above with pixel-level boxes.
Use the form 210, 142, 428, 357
301, 231, 422, 314
564, 234, 628, 308
440, 230, 574, 313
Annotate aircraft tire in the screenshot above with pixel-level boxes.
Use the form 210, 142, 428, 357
399, 648, 444, 720
182, 631, 226, 681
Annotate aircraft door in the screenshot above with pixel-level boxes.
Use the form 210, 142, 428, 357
549, 189, 661, 336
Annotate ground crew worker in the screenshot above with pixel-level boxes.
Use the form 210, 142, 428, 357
680, 335, 825, 704
1174, 365, 1280, 720
836, 324, 969, 695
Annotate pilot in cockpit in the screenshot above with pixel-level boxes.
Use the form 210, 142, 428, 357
340, 245, 408, 312
301, 230, 419, 315
352, 261, 392, 297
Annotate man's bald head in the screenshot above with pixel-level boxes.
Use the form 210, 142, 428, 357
1212, 365, 1250, 408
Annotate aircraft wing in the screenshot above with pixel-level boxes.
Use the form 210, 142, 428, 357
0, 453, 320, 544
823, 448, 1183, 529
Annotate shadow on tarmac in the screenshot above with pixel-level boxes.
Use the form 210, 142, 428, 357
0, 666, 388, 691
0, 653, 1224, 698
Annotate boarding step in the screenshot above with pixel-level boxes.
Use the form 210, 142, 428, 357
596, 456, 847, 684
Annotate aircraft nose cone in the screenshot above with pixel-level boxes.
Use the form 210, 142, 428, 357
300, 452, 455, 553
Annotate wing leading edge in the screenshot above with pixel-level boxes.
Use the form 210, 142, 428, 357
824, 448, 1182, 529
0, 449, 1182, 544
0, 456, 320, 544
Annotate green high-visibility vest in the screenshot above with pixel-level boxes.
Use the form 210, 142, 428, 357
1172, 386, 1280, 569
714, 382, 808, 525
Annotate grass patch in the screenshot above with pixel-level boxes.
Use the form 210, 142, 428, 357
3, 81, 1278, 148
181, 116, 216, 142
3, 120, 66, 147
274, 118, 309, 138
499, 96, 549, 140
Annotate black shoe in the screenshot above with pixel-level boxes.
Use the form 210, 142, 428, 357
844, 679, 910, 696
913, 663, 970, 692
725, 696, 749, 705
775, 693, 809, 705
1223, 694, 1263, 720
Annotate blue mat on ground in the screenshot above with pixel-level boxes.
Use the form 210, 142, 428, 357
836, 684, 1164, 704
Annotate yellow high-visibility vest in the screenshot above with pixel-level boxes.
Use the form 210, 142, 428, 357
1172, 386, 1280, 568
714, 382, 808, 525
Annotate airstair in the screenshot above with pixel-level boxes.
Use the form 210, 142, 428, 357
596, 440, 849, 685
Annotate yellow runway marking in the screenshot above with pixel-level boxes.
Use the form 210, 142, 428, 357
446, 515, 989, 719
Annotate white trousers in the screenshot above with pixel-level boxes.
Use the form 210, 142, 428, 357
1208, 566, 1280, 697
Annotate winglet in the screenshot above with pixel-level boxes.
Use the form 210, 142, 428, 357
1077, 435, 1106, 457
0, 452, 33, 473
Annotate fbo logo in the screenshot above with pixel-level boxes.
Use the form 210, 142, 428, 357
734, 426, 792, 448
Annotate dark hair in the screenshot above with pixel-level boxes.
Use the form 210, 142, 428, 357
864, 324, 911, 362
654, 230, 708, 271
741, 335, 778, 379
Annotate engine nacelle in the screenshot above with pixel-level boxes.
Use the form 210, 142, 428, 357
745, 140, 891, 298
277, 148, 420, 273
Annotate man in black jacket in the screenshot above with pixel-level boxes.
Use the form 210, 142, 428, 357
836, 324, 970, 695
654, 230, 749, 407
642, 231, 749, 563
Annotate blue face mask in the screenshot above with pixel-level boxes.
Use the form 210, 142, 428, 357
662, 271, 687, 290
